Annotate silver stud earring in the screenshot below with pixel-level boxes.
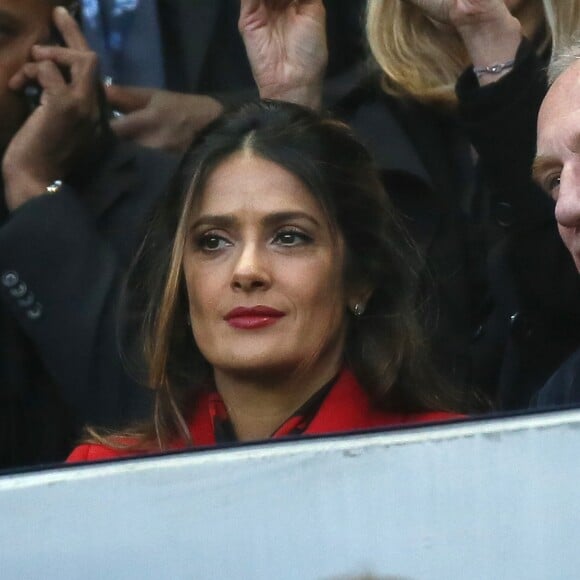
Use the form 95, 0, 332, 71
353, 303, 364, 317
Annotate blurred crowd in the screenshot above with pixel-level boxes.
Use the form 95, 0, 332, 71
2, 0, 580, 469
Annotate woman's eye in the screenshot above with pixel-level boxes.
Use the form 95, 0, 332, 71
198, 234, 231, 251
273, 230, 312, 247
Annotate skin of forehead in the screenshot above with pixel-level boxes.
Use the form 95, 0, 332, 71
538, 60, 580, 152
544, 60, 580, 120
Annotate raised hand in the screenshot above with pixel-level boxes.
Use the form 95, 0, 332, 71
239, 0, 327, 109
403, 0, 512, 27
106, 85, 224, 153
402, 0, 523, 84
3, 7, 106, 210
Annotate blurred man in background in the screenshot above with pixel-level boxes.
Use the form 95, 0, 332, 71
0, 0, 176, 468
532, 41, 580, 407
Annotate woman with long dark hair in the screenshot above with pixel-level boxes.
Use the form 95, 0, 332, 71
68, 101, 463, 461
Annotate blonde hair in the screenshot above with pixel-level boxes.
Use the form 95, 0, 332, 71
366, 0, 570, 108
543, 1, 580, 53
548, 36, 580, 84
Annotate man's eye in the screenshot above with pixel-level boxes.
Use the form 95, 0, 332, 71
273, 230, 312, 247
198, 234, 231, 251
546, 174, 561, 197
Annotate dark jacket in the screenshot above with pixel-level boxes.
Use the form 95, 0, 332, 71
532, 348, 580, 409
457, 41, 580, 409
0, 139, 178, 469
336, 39, 580, 409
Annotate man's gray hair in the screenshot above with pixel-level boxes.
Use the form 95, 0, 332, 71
549, 37, 580, 85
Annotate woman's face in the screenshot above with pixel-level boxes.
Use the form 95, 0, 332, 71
183, 151, 349, 380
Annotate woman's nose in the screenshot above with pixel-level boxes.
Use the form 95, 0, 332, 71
231, 243, 272, 291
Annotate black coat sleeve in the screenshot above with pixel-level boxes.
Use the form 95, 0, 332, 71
0, 145, 177, 428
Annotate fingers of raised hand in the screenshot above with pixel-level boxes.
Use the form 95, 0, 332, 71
264, 0, 298, 10
239, 0, 298, 30
239, 0, 263, 17
30, 45, 100, 94
10, 59, 99, 122
53, 6, 90, 51
8, 60, 66, 93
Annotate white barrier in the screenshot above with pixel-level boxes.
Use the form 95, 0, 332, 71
1, 410, 579, 580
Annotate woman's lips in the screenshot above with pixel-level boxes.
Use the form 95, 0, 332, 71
224, 306, 285, 329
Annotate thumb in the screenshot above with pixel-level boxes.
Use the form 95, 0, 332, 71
105, 84, 153, 114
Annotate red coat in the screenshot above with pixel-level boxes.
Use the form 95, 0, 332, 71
67, 368, 463, 463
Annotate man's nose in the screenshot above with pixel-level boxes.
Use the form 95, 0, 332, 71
231, 243, 272, 291
555, 168, 580, 229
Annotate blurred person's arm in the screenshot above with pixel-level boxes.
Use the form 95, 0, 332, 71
238, 0, 327, 109
2, 7, 108, 210
105, 86, 224, 154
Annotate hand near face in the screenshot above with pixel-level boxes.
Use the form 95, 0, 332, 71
105, 85, 224, 153
402, 0, 516, 27
2, 7, 106, 211
402, 0, 523, 85
239, 0, 327, 109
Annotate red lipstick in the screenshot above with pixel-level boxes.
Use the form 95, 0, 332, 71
224, 306, 285, 329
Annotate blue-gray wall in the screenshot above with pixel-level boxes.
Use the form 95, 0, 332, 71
1, 411, 578, 579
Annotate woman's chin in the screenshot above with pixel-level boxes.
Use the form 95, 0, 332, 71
213, 356, 301, 380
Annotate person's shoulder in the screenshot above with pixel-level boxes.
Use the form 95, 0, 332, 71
534, 348, 580, 408
364, 407, 465, 430
403, 411, 466, 424
66, 439, 147, 463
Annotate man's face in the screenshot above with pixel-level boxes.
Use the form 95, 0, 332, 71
535, 60, 580, 272
0, 0, 54, 153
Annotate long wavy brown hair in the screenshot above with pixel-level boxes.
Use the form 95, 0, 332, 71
94, 100, 466, 451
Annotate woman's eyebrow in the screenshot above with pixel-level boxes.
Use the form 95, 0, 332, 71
261, 211, 321, 228
191, 211, 321, 229
191, 214, 237, 229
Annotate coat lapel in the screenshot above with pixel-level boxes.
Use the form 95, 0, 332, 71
348, 98, 433, 188
80, 139, 140, 217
